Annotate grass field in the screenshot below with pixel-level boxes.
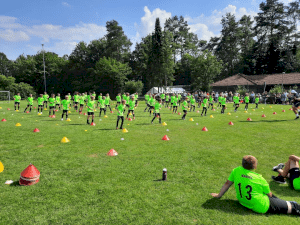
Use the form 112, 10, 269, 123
0, 100, 299, 224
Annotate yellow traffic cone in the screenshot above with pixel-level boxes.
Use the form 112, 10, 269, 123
162, 122, 167, 126
252, 109, 255, 111
38, 113, 41, 116
15, 123, 21, 126
61, 137, 70, 143
0, 161, 4, 173
122, 128, 128, 133
104, 115, 108, 118
66, 118, 71, 122
189, 118, 194, 121
244, 111, 248, 113
68, 111, 71, 113
227, 113, 231, 115
210, 115, 214, 118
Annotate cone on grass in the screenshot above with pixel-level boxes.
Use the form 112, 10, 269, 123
15, 123, 21, 126
178, 112, 181, 115
19, 163, 40, 186
66, 118, 71, 122
252, 109, 255, 111
262, 107, 264, 109
33, 128, 40, 132
104, 115, 108, 118
84, 113, 87, 116
16, 110, 19, 112
128, 118, 132, 121
91, 122, 96, 126
26, 111, 29, 113
212, 109, 216, 111
129, 113, 132, 116
244, 111, 248, 113
227, 113, 231, 115
122, 128, 128, 133
273, 112, 277, 115
202, 127, 208, 131
197, 110, 200, 113
52, 115, 56, 118
228, 121, 234, 125
262, 114, 266, 117
247, 118, 252, 121
282, 110, 285, 112
0, 161, 4, 173
7, 108, 10, 110
38, 113, 41, 116
1, 118, 6, 122
289, 108, 293, 111
68, 111, 71, 113
210, 115, 214, 118
162, 122, 167, 126
189, 118, 194, 121
61, 137, 70, 143
162, 135, 170, 141
107, 149, 118, 156
0, 107, 2, 109
44, 108, 47, 110
269, 106, 272, 108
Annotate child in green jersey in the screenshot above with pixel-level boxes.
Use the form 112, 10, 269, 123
170, 94, 175, 111
255, 95, 259, 109
99, 96, 106, 117
116, 100, 126, 130
55, 93, 61, 110
244, 93, 250, 111
220, 94, 226, 114
87, 96, 95, 125
124, 93, 130, 109
116, 93, 121, 107
172, 95, 178, 114
97, 93, 103, 107
13, 93, 21, 111
209, 94, 214, 110
43, 92, 49, 108
190, 96, 196, 112
272, 155, 300, 191
134, 92, 139, 106
187, 93, 191, 107
151, 98, 162, 124
24, 94, 33, 113
218, 93, 222, 108
165, 94, 170, 108
105, 93, 112, 112
79, 93, 85, 114
73, 91, 80, 112
127, 96, 136, 119
160, 93, 165, 105
181, 97, 188, 120
149, 94, 156, 116
61, 96, 69, 121
178, 93, 181, 106
37, 94, 44, 114
234, 94, 240, 112
201, 96, 209, 116
144, 93, 150, 112
211, 155, 300, 216
48, 94, 56, 117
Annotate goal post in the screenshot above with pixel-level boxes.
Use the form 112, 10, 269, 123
0, 91, 11, 102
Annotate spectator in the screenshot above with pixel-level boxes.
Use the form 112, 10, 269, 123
262, 91, 269, 104
250, 91, 255, 103
215, 92, 219, 102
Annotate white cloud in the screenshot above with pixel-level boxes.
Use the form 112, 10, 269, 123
135, 6, 171, 38
62, 2, 71, 7
0, 29, 30, 42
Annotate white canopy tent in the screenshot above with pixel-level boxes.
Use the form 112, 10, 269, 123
148, 86, 186, 94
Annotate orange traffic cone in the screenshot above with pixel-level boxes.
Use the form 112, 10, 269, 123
273, 112, 277, 114
202, 127, 208, 131
91, 122, 96, 126
247, 118, 252, 121
107, 149, 118, 156
282, 110, 285, 112
162, 135, 170, 141
33, 128, 40, 132
228, 121, 234, 125
262, 114, 266, 117
1, 118, 6, 122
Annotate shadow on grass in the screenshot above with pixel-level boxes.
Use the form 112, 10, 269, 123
269, 181, 299, 198
135, 123, 151, 126
202, 198, 253, 215
239, 120, 289, 123
9, 181, 20, 186
67, 124, 86, 126
96, 128, 117, 131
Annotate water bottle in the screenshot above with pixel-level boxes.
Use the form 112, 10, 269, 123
162, 168, 167, 181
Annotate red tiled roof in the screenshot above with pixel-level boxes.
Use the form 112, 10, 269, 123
212, 73, 300, 86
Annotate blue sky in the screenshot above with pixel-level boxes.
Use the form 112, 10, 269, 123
0, 0, 292, 60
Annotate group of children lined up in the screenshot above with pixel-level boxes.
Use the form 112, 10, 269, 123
13, 92, 139, 129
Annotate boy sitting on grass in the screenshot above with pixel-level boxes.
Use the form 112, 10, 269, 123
211, 155, 300, 215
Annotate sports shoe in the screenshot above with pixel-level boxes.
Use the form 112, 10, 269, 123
295, 116, 299, 120
272, 175, 286, 184
273, 163, 285, 172
61, 118, 63, 121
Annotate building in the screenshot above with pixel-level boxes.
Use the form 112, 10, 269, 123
211, 73, 300, 93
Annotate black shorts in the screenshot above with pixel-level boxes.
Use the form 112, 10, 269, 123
155, 113, 161, 116
267, 196, 288, 214
128, 110, 134, 113
38, 105, 43, 107
44, 101, 48, 103
27, 104, 32, 107
166, 101, 169, 103
183, 110, 187, 113
14, 102, 20, 105
293, 102, 300, 108
63, 110, 68, 113
150, 106, 154, 109
289, 168, 300, 189
126, 104, 129, 107
88, 112, 94, 115
80, 104, 84, 107
74, 102, 79, 104
50, 106, 55, 109
100, 108, 106, 111
56, 104, 60, 106
117, 101, 121, 104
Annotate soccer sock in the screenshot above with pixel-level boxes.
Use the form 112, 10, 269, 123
201, 108, 204, 114
18, 105, 20, 110
291, 202, 300, 215
87, 119, 89, 124
159, 118, 161, 123
151, 116, 155, 123
120, 117, 124, 128
92, 118, 94, 123
116, 117, 119, 127
49, 111, 51, 116
15, 106, 16, 110
38, 108, 40, 112
205, 108, 207, 115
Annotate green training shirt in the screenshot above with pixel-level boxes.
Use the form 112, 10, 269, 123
79, 96, 85, 105
49, 97, 56, 107
117, 104, 125, 116
87, 100, 95, 113
202, 98, 208, 107
27, 97, 33, 105
99, 99, 105, 108
209, 96, 213, 103
228, 166, 270, 214
43, 94, 49, 101
150, 98, 156, 106
244, 96, 250, 103
61, 99, 69, 110
190, 97, 196, 105
173, 97, 178, 106
255, 97, 259, 103
116, 96, 121, 102
166, 95, 170, 101
105, 97, 110, 105
55, 96, 61, 104
160, 94, 165, 99
74, 95, 79, 102
134, 94, 138, 100
154, 102, 161, 113
129, 100, 135, 110
37, 97, 44, 106
178, 94, 181, 100
14, 95, 21, 102
182, 101, 188, 110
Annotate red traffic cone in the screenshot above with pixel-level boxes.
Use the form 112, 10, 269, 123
52, 115, 56, 118
289, 108, 293, 110
49, 115, 52, 117
34, 107, 36, 109
197, 110, 200, 113
247, 118, 252, 121
91, 122, 96, 126
262, 114, 266, 117
26, 111, 29, 113
33, 128, 40, 132
273, 112, 277, 114
1, 118, 6, 122
19, 163, 40, 186
128, 118, 132, 121
79, 111, 82, 114
202, 127, 208, 131
228, 121, 234, 125
212, 109, 216, 111
178, 112, 181, 115
282, 110, 285, 112
107, 149, 118, 156
110, 111, 113, 113
84, 113, 87, 116
7, 108, 10, 111
162, 135, 170, 141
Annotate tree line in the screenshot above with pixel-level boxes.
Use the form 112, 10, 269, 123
1, 0, 300, 97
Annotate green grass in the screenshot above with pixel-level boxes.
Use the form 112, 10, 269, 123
0, 101, 299, 224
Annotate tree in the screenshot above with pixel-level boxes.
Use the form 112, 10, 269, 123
93, 57, 131, 97
190, 51, 222, 91
0, 74, 35, 97
0, 53, 13, 76
124, 80, 144, 94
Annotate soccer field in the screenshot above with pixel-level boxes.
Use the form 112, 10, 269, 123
0, 101, 299, 224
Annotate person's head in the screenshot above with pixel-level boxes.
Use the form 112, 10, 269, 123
91, 96, 95, 101
131, 96, 134, 101
122, 100, 126, 105
44, 92, 47, 94
102, 96, 106, 100
40, 94, 43, 97
29, 94, 32, 97
17, 93, 20, 95
126, 93, 129, 96
206, 95, 209, 99
158, 98, 162, 103
100, 93, 102, 96
106, 93, 109, 96
51, 94, 55, 98
68, 93, 71, 95
58, 93, 60, 96
246, 93, 249, 96
65, 95, 69, 100
242, 155, 258, 170
118, 93, 120, 96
